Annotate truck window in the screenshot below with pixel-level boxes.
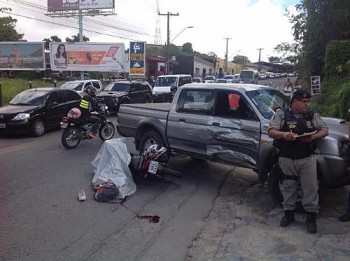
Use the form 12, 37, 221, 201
215, 91, 257, 121
176, 89, 215, 115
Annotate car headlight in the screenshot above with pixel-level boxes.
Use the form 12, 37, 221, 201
152, 91, 157, 95
12, 113, 30, 121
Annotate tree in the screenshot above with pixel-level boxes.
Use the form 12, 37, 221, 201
182, 42, 193, 54
65, 34, 89, 43
43, 36, 62, 50
0, 16, 24, 41
233, 55, 249, 65
288, 0, 350, 77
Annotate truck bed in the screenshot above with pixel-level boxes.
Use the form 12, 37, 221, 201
119, 102, 171, 112
117, 103, 171, 139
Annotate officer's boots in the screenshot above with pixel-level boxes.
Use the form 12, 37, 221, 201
280, 210, 295, 227
306, 212, 317, 233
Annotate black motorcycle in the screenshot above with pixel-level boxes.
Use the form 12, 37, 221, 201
60, 109, 115, 149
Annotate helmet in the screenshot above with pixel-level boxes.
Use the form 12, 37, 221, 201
67, 108, 81, 118
85, 85, 97, 97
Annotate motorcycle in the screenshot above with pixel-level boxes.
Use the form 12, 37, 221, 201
60, 107, 115, 149
130, 144, 179, 178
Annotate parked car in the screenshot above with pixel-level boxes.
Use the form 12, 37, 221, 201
223, 74, 240, 83
59, 79, 104, 97
96, 80, 153, 114
203, 75, 216, 83
117, 83, 350, 201
192, 77, 202, 83
0, 88, 81, 137
152, 74, 192, 102
216, 79, 228, 83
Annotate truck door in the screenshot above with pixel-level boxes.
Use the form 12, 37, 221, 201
207, 90, 261, 169
167, 89, 215, 156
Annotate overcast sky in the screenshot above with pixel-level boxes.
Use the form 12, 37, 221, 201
1, 0, 300, 62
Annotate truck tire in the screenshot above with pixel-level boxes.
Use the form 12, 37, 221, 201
139, 130, 169, 163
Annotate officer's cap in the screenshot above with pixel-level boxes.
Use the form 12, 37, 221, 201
292, 90, 311, 100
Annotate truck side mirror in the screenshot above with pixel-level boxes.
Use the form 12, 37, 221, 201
170, 85, 177, 93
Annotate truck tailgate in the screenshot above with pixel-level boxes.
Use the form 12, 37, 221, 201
117, 103, 171, 138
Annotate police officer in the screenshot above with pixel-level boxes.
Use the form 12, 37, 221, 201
79, 85, 101, 138
268, 90, 328, 233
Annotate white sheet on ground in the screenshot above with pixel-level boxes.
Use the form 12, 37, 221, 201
91, 138, 136, 199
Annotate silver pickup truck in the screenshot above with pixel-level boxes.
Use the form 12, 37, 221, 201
117, 83, 350, 197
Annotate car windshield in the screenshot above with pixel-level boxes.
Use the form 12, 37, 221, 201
246, 89, 289, 119
104, 82, 130, 92
155, 77, 177, 87
224, 75, 233, 79
60, 82, 84, 91
204, 76, 215, 80
9, 90, 49, 106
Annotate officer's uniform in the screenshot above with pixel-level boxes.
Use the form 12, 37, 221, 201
269, 108, 328, 212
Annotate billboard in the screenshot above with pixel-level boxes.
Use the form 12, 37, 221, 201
0, 42, 46, 71
129, 41, 146, 76
48, 0, 114, 11
50, 42, 125, 72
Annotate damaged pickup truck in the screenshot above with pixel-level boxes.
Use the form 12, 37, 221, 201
117, 83, 350, 198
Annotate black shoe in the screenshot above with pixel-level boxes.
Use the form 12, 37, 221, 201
306, 212, 317, 234
339, 214, 350, 222
280, 210, 295, 227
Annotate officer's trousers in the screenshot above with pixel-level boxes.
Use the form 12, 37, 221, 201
279, 155, 319, 213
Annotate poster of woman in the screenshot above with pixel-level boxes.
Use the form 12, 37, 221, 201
53, 43, 68, 68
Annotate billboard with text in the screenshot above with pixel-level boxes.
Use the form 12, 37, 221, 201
129, 41, 146, 76
48, 0, 114, 11
0, 42, 45, 71
50, 42, 125, 72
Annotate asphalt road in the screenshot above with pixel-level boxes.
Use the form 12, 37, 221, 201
0, 127, 234, 261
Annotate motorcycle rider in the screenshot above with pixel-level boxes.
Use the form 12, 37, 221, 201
79, 85, 101, 138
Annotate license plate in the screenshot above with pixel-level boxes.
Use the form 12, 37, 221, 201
60, 122, 68, 128
0, 123, 6, 128
148, 160, 159, 174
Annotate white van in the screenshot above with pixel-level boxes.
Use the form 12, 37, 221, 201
239, 70, 259, 84
152, 74, 192, 102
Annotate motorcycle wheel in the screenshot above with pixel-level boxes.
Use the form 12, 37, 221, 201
61, 127, 81, 149
99, 122, 115, 141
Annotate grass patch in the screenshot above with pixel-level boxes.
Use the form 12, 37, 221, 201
0, 77, 63, 105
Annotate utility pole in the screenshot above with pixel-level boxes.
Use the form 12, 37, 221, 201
158, 11, 179, 74
257, 48, 263, 72
223, 37, 231, 75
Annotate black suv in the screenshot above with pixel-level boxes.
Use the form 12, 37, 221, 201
96, 80, 153, 114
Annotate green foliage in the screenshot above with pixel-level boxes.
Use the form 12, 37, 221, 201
324, 40, 350, 78
43, 36, 62, 50
310, 77, 350, 120
0, 78, 57, 105
66, 34, 90, 43
0, 16, 24, 41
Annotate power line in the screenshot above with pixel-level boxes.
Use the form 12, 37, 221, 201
0, 0, 152, 40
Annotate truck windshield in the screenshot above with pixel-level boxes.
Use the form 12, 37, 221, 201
155, 76, 177, 87
246, 89, 289, 119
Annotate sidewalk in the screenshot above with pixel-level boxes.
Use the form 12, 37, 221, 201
186, 167, 350, 260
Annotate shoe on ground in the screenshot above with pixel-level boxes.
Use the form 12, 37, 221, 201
307, 222, 317, 233
88, 132, 96, 138
339, 214, 350, 222
280, 215, 295, 227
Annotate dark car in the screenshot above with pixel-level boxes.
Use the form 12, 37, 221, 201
0, 88, 81, 137
96, 80, 153, 114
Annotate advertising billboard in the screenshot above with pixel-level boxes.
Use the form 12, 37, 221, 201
50, 42, 125, 72
47, 0, 114, 12
0, 42, 46, 71
129, 41, 146, 76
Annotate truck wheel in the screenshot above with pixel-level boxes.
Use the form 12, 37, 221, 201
267, 163, 283, 204
139, 130, 169, 163
139, 130, 164, 152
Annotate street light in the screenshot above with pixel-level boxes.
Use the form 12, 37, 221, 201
171, 26, 194, 42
